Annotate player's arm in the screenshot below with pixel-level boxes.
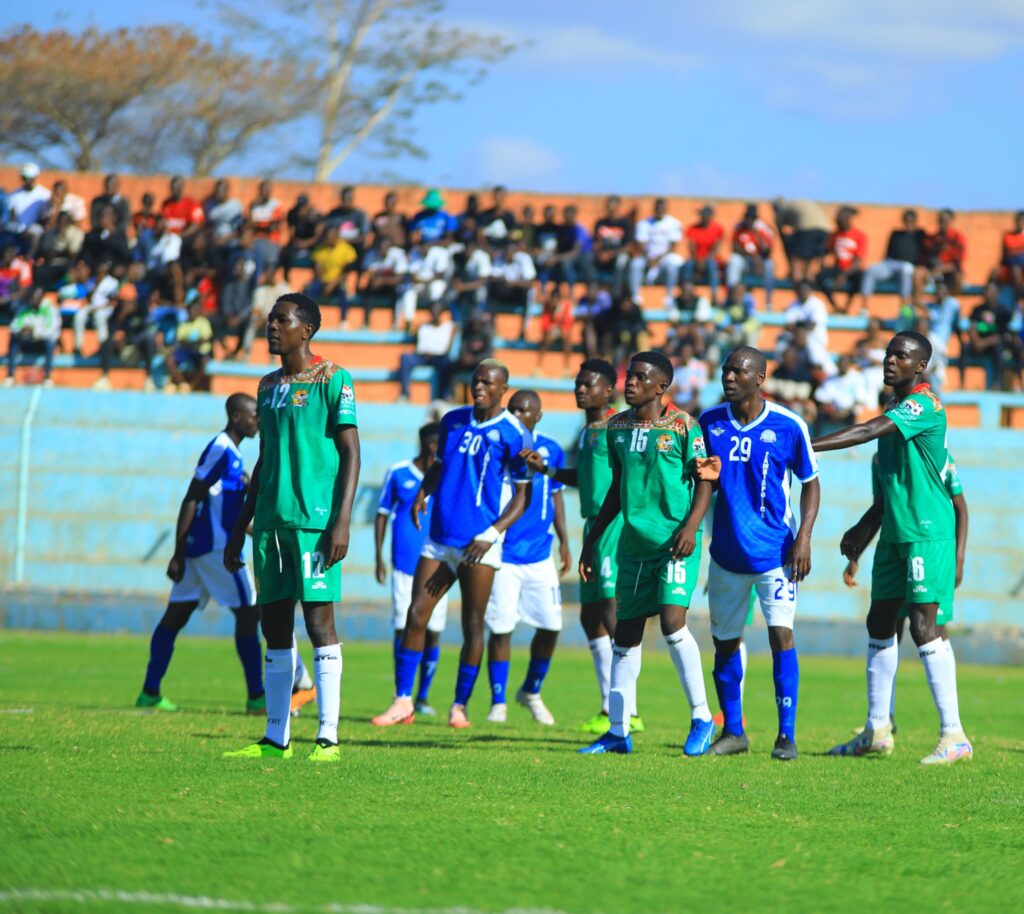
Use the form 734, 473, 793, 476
326, 425, 361, 568
167, 476, 215, 582
225, 440, 261, 572
952, 492, 968, 588
580, 463, 622, 581
411, 461, 442, 530
787, 476, 820, 582
552, 489, 572, 576
671, 477, 713, 559
374, 512, 389, 585
811, 414, 898, 452
519, 447, 578, 486
463, 480, 531, 565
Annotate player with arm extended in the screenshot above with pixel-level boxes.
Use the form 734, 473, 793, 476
484, 390, 572, 726
578, 351, 718, 756
372, 359, 533, 729
840, 453, 968, 737
374, 422, 448, 716
520, 358, 644, 734
222, 293, 361, 763
699, 346, 821, 761
815, 330, 971, 764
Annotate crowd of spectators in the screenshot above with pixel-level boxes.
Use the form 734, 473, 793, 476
1, 163, 1022, 402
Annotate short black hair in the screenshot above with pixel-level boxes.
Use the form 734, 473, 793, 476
893, 330, 932, 364
278, 292, 321, 336
225, 392, 255, 418
631, 350, 673, 385
579, 358, 616, 387
510, 388, 541, 411
418, 422, 440, 445
727, 345, 767, 376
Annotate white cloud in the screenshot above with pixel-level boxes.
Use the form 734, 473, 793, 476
475, 136, 564, 188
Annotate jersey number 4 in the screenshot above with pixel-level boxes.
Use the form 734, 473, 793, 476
728, 436, 752, 462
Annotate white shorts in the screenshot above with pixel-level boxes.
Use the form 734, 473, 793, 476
421, 536, 502, 574
168, 552, 256, 610
485, 558, 563, 635
391, 569, 448, 634
707, 557, 797, 640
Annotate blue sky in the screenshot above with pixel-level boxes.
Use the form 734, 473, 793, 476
8, 1, 1024, 208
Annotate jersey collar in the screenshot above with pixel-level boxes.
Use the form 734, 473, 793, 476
469, 407, 509, 430
910, 382, 931, 394
726, 400, 769, 432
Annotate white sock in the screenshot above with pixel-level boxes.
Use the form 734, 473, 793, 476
665, 627, 712, 722
738, 640, 748, 702
889, 648, 900, 720
588, 636, 613, 714
313, 643, 343, 744
292, 634, 311, 690
866, 636, 898, 730
919, 637, 961, 734
264, 648, 295, 747
608, 644, 641, 737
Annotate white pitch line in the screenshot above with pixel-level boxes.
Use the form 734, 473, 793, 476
0, 888, 579, 914
0, 708, 34, 714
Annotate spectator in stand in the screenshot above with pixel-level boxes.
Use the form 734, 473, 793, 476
715, 281, 759, 354
82, 204, 131, 273
248, 179, 285, 272
667, 340, 708, 413
727, 203, 776, 308
917, 208, 966, 298
402, 233, 451, 329
681, 204, 725, 303
49, 180, 87, 227
549, 204, 594, 289
1001, 210, 1024, 296
94, 277, 159, 393
592, 194, 632, 295
489, 230, 537, 339
453, 212, 479, 248
962, 281, 1010, 390
816, 205, 868, 313
925, 279, 961, 392
532, 204, 561, 288
448, 312, 494, 401
36, 211, 84, 288
203, 179, 244, 245
0, 245, 32, 319
629, 197, 684, 302
2, 287, 60, 388
606, 294, 649, 367
785, 279, 831, 364
576, 283, 613, 360
307, 223, 357, 327
860, 208, 924, 310
132, 192, 159, 260
459, 194, 481, 233
449, 233, 492, 325
165, 293, 214, 393
56, 260, 94, 325
536, 286, 576, 375
519, 203, 537, 250
478, 185, 516, 252
215, 255, 255, 359
180, 227, 222, 310
813, 355, 870, 433
90, 173, 131, 232
764, 341, 818, 423
72, 260, 120, 357
772, 196, 831, 283
397, 302, 455, 401
409, 188, 455, 244
370, 191, 408, 250
361, 235, 410, 329
675, 279, 713, 324
161, 176, 205, 241
242, 268, 292, 361
327, 185, 368, 268
279, 194, 322, 282
7, 163, 51, 256
144, 215, 184, 304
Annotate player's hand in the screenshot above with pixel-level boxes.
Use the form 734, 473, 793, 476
166, 553, 185, 583
578, 541, 596, 582
375, 556, 387, 585
224, 531, 245, 573
462, 538, 491, 565
325, 519, 350, 568
558, 541, 572, 577
410, 491, 428, 531
787, 530, 812, 582
670, 523, 699, 559
843, 559, 859, 588
519, 448, 547, 474
840, 523, 871, 560
695, 456, 721, 482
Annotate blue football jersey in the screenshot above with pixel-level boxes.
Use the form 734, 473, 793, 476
504, 432, 565, 565
430, 406, 533, 547
185, 432, 248, 559
377, 459, 432, 576
699, 401, 818, 574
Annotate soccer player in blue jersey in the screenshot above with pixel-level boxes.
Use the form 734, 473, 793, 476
484, 390, 572, 725
699, 346, 820, 760
372, 359, 533, 729
374, 422, 448, 716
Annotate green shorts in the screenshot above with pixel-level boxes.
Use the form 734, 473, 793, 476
872, 539, 953, 623
253, 528, 342, 604
616, 542, 701, 620
579, 515, 622, 604
746, 587, 757, 626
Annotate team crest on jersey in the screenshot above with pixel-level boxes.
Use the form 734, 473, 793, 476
487, 429, 501, 442
290, 389, 309, 408
655, 433, 673, 453
538, 446, 550, 459
692, 436, 706, 457
340, 384, 354, 401
711, 426, 725, 436
589, 431, 601, 446
760, 429, 777, 443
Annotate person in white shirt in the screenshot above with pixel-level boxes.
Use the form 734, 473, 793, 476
450, 236, 493, 324
629, 197, 684, 299
489, 232, 537, 339
398, 302, 455, 400
73, 260, 121, 355
50, 180, 87, 226
7, 163, 51, 256
362, 236, 412, 328
401, 236, 451, 329
145, 216, 184, 304
813, 355, 871, 432
784, 279, 831, 358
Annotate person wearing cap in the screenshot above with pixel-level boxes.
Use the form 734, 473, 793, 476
6, 163, 51, 257
916, 209, 966, 301
772, 196, 831, 284
815, 205, 868, 313
681, 204, 725, 304
727, 203, 776, 308
860, 209, 925, 311
409, 189, 455, 245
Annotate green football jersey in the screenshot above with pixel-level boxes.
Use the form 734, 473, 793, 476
607, 402, 707, 558
576, 409, 616, 519
871, 452, 963, 509
254, 356, 358, 531
876, 383, 954, 543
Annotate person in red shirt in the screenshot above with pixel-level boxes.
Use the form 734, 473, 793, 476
727, 202, 776, 308
815, 206, 868, 313
1000, 210, 1024, 295
160, 176, 205, 240
916, 208, 966, 300
681, 204, 725, 303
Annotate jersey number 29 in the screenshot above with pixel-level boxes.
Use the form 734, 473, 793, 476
728, 436, 752, 462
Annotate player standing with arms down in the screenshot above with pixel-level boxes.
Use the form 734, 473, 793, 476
223, 294, 360, 762
815, 331, 971, 764
578, 351, 717, 757
484, 390, 571, 726
372, 359, 532, 729
374, 423, 448, 715
521, 359, 644, 733
699, 347, 820, 760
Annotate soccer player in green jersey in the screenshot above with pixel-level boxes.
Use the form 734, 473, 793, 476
577, 351, 718, 756
521, 358, 644, 734
223, 294, 360, 763
813, 331, 971, 764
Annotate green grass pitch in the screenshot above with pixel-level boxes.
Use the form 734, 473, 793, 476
1, 630, 1022, 914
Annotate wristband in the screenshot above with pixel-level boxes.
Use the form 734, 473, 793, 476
544, 464, 558, 479
476, 525, 500, 545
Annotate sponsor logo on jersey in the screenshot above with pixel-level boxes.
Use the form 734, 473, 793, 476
899, 399, 923, 417
912, 584, 927, 594
692, 435, 706, 456
312, 581, 327, 590
760, 429, 777, 443
711, 427, 725, 436
402, 480, 416, 488
615, 434, 626, 444
291, 389, 309, 408
314, 507, 329, 516
656, 433, 673, 453
340, 384, 354, 401
671, 587, 686, 596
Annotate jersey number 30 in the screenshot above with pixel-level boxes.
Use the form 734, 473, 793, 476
458, 431, 483, 455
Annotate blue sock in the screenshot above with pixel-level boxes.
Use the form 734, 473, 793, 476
393, 633, 402, 663
143, 624, 178, 695
234, 634, 264, 699
454, 663, 481, 707
773, 647, 799, 741
521, 657, 552, 695
713, 649, 745, 736
488, 660, 510, 704
395, 647, 423, 698
416, 645, 440, 703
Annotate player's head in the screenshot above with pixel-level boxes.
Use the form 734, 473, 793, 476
884, 331, 932, 386
625, 350, 672, 407
721, 346, 767, 403
418, 421, 440, 460
575, 358, 616, 411
267, 293, 321, 355
225, 392, 258, 438
508, 389, 542, 432
470, 359, 510, 411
